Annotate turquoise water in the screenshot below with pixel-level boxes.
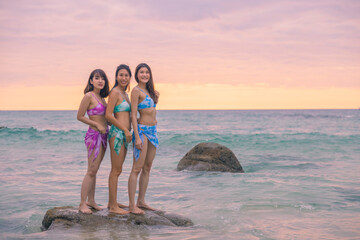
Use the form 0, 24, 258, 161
0, 110, 359, 239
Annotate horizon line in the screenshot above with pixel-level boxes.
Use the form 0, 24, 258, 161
0, 108, 358, 111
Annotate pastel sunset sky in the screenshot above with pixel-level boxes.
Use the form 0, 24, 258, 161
0, 0, 359, 110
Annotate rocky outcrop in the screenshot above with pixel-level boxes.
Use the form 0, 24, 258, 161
42, 206, 193, 231
177, 142, 244, 173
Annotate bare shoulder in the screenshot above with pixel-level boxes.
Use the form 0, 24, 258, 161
131, 86, 139, 93
109, 88, 120, 98
109, 89, 124, 105
83, 92, 93, 100
79, 92, 92, 109
131, 87, 141, 96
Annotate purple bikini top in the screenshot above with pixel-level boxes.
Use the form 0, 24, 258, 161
87, 93, 106, 116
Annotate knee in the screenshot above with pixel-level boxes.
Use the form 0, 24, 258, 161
87, 168, 98, 178
131, 166, 142, 176
111, 167, 122, 176
142, 164, 152, 174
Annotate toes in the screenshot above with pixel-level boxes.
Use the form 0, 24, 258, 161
79, 208, 92, 214
130, 208, 144, 215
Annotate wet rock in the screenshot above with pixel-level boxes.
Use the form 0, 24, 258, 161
177, 142, 244, 173
42, 206, 193, 231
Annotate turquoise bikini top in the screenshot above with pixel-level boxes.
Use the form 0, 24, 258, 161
114, 99, 130, 112
114, 91, 130, 112
137, 87, 156, 110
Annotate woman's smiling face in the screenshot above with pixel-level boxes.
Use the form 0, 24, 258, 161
137, 67, 150, 84
117, 69, 130, 89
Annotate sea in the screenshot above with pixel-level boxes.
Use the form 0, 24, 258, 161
0, 109, 359, 240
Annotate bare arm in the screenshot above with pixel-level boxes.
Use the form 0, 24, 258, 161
131, 88, 142, 149
155, 90, 160, 103
77, 93, 101, 130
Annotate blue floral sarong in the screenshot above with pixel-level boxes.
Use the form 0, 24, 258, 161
133, 124, 159, 161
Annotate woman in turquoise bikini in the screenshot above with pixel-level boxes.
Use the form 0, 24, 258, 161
128, 63, 159, 214
105, 64, 132, 214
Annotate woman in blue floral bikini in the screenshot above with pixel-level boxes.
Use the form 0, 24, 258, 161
128, 63, 159, 214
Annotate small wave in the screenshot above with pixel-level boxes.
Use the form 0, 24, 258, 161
0, 126, 84, 134
160, 132, 360, 152
244, 153, 324, 172
344, 195, 360, 202
278, 162, 321, 170
241, 203, 315, 211
294, 204, 315, 211
284, 113, 344, 119
245, 162, 321, 173
244, 162, 272, 173
0, 127, 85, 143
333, 186, 360, 203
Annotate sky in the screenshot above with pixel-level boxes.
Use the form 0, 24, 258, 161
0, 0, 359, 110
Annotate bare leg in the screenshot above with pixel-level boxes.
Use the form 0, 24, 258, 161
128, 136, 148, 214
108, 137, 129, 214
87, 146, 106, 211
86, 176, 97, 207
137, 140, 157, 210
79, 145, 104, 214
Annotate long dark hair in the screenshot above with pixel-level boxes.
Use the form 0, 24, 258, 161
134, 63, 158, 104
113, 64, 131, 92
84, 69, 110, 97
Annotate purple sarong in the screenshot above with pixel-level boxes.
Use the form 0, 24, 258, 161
85, 127, 108, 162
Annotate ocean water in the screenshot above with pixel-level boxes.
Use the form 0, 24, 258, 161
0, 109, 359, 239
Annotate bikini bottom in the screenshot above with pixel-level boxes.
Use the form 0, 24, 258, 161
132, 124, 159, 161
85, 127, 108, 162
108, 125, 129, 155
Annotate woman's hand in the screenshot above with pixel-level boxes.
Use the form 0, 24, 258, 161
135, 137, 142, 150
97, 123, 107, 134
125, 130, 132, 143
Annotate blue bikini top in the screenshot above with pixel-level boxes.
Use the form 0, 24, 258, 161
137, 87, 156, 110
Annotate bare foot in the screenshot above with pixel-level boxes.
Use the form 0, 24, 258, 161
129, 206, 145, 215
107, 202, 128, 209
109, 205, 129, 215
79, 204, 92, 214
118, 202, 128, 208
137, 202, 156, 211
86, 201, 102, 211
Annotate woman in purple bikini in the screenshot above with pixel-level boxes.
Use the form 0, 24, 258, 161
77, 69, 110, 214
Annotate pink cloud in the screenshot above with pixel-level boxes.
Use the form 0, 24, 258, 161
0, 0, 359, 89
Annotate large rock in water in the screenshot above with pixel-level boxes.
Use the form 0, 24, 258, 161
177, 142, 244, 173
42, 206, 193, 231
